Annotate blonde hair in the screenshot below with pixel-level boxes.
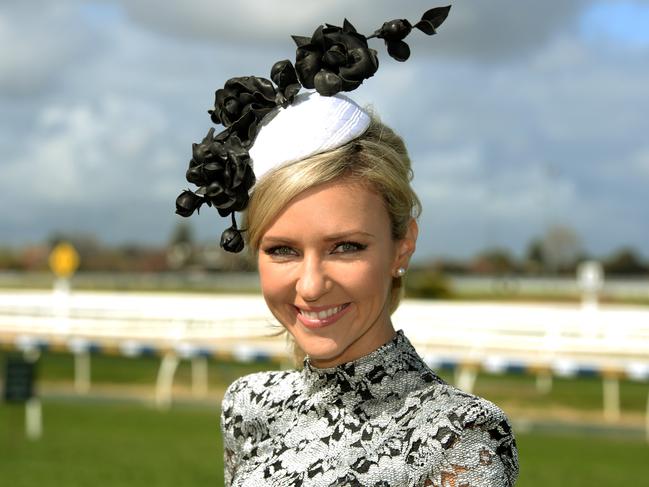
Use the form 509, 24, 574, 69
245, 114, 421, 362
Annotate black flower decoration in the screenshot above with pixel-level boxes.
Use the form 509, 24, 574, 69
220, 220, 245, 253
208, 77, 278, 146
371, 6, 451, 62
177, 6, 451, 253
175, 189, 206, 218
271, 60, 301, 107
181, 127, 255, 219
292, 19, 379, 96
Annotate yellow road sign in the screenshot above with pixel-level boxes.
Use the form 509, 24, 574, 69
49, 242, 80, 278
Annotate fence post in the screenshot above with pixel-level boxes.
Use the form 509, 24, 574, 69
455, 364, 478, 394
191, 356, 209, 398
74, 351, 91, 394
155, 352, 180, 410
535, 370, 553, 394
602, 376, 620, 422
645, 390, 649, 444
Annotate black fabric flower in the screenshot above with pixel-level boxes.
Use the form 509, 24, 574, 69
208, 77, 278, 146
271, 60, 301, 107
175, 189, 205, 217
372, 6, 451, 62
293, 19, 379, 96
185, 128, 255, 218
220, 225, 245, 253
374, 19, 413, 62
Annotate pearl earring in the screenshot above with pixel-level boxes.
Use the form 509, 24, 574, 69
395, 267, 406, 277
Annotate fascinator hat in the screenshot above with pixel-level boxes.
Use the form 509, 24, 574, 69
175, 6, 451, 253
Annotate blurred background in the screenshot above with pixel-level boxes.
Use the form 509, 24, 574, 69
1, 1, 648, 486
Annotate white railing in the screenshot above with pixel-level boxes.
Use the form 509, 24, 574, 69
1, 290, 648, 439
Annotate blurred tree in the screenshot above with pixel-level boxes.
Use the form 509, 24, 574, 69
604, 247, 647, 275
540, 225, 582, 274
430, 258, 469, 275
47, 232, 100, 253
524, 238, 545, 273
405, 270, 452, 299
0, 247, 22, 270
169, 222, 194, 247
20, 245, 49, 271
167, 222, 194, 270
526, 238, 544, 264
471, 247, 517, 274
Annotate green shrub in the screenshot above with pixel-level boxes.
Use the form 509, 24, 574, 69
404, 270, 452, 299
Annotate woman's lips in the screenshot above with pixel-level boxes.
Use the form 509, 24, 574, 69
294, 303, 351, 328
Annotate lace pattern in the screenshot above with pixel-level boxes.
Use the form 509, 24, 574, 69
221, 330, 518, 486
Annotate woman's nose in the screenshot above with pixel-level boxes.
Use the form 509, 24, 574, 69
295, 254, 330, 301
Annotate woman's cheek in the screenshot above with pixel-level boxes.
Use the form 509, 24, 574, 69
260, 261, 296, 305
339, 258, 388, 297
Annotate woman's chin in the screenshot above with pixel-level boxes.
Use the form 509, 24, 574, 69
295, 337, 345, 366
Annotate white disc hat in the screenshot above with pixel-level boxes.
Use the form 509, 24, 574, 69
249, 91, 371, 182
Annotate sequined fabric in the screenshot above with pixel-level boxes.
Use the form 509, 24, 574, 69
221, 330, 519, 486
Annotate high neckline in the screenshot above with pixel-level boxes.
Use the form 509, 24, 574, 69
303, 329, 404, 374
300, 330, 435, 401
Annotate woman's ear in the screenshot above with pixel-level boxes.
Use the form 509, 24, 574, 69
394, 218, 418, 272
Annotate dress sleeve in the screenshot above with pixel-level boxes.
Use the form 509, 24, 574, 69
221, 378, 243, 486
421, 398, 519, 487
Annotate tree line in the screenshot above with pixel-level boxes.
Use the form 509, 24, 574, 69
0, 224, 646, 276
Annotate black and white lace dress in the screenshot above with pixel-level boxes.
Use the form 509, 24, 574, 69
221, 330, 519, 486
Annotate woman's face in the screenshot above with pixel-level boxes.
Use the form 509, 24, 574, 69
258, 178, 416, 368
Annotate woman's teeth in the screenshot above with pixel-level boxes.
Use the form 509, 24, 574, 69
300, 304, 347, 319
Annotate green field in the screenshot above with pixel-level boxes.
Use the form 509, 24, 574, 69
6, 349, 646, 416
2, 351, 649, 486
2, 399, 648, 487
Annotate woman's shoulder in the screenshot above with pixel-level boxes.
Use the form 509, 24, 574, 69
411, 378, 517, 449
424, 380, 512, 428
222, 369, 302, 408
410, 379, 519, 485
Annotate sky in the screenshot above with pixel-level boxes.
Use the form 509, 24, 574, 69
1, 0, 648, 260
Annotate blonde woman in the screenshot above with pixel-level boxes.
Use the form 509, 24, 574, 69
175, 7, 519, 486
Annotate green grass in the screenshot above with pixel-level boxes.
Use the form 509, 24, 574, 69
2, 350, 647, 415
0, 350, 287, 391
2, 351, 649, 486
1, 400, 223, 487
472, 372, 648, 414
516, 431, 649, 485
1, 399, 648, 487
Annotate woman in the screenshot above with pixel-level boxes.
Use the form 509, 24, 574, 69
175, 7, 519, 486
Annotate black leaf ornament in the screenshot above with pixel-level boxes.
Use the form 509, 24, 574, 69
371, 5, 451, 62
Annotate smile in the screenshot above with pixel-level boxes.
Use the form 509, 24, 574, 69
295, 303, 351, 328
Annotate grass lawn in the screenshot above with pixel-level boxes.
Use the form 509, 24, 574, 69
3, 350, 645, 417
1, 399, 648, 487
1, 400, 222, 487
515, 430, 649, 486
2, 350, 649, 486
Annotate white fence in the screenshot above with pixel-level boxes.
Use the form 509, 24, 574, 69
1, 290, 648, 438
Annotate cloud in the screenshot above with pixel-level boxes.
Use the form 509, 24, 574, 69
116, 0, 591, 60
0, 3, 101, 96
1, 0, 648, 260
0, 95, 179, 242
630, 147, 649, 179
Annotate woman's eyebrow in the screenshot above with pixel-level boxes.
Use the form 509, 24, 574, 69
260, 236, 296, 245
261, 230, 375, 245
322, 231, 375, 241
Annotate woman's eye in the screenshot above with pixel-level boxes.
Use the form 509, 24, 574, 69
264, 246, 297, 256
332, 241, 367, 253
